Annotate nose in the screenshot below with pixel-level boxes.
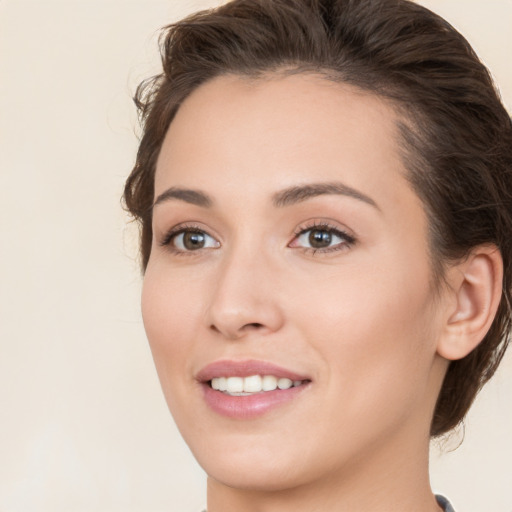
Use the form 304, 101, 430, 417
205, 249, 285, 340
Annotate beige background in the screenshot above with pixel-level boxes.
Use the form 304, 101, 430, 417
0, 1, 510, 511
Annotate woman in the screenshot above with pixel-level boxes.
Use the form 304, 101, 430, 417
124, 0, 512, 510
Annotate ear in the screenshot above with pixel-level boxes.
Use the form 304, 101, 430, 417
437, 245, 503, 361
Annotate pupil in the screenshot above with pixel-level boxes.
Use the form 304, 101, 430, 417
309, 229, 332, 248
184, 231, 205, 250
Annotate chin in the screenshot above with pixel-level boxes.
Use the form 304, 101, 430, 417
203, 458, 307, 492
187, 433, 315, 492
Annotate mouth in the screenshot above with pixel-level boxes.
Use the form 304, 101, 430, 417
209, 374, 308, 395
197, 360, 312, 419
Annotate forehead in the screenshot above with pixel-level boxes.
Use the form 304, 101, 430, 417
155, 73, 416, 215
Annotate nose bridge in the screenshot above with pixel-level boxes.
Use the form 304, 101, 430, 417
206, 241, 283, 339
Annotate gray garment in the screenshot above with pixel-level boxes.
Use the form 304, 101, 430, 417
201, 495, 456, 511
436, 494, 456, 512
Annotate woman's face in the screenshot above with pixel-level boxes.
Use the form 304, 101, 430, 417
143, 74, 450, 491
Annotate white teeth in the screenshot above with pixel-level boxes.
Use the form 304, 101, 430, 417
210, 375, 305, 394
262, 375, 277, 391
243, 375, 262, 392
217, 377, 227, 391
226, 376, 244, 393
277, 378, 293, 390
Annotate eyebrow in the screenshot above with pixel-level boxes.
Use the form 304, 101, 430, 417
272, 182, 380, 210
152, 181, 379, 211
153, 187, 213, 208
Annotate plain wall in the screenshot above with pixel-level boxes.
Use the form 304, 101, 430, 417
0, 1, 510, 511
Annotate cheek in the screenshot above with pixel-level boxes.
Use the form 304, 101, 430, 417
290, 254, 438, 412
292, 253, 434, 341
141, 266, 203, 393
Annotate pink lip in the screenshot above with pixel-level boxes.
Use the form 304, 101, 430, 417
196, 359, 311, 420
196, 359, 310, 382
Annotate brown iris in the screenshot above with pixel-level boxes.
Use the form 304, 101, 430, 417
308, 229, 333, 248
182, 231, 206, 250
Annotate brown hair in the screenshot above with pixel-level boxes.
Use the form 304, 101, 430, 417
123, 0, 512, 436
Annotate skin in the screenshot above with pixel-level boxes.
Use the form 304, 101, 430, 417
142, 73, 501, 512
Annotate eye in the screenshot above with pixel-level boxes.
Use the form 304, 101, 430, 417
290, 223, 355, 253
161, 226, 220, 253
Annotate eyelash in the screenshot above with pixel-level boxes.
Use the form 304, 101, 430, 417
159, 221, 356, 256
291, 221, 356, 255
159, 223, 215, 256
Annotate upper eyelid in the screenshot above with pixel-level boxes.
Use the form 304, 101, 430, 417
296, 230, 353, 241
159, 223, 218, 247
293, 220, 355, 238
288, 225, 358, 256
290, 221, 357, 249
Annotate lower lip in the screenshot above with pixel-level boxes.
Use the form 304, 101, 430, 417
201, 383, 310, 419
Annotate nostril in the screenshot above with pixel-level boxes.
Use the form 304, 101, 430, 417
245, 322, 264, 329
209, 322, 264, 337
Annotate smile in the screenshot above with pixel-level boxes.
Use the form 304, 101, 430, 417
210, 375, 306, 395
198, 360, 312, 418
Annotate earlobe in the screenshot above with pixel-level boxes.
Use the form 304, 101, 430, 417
437, 245, 503, 361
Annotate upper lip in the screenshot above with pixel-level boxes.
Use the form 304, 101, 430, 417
196, 359, 311, 383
